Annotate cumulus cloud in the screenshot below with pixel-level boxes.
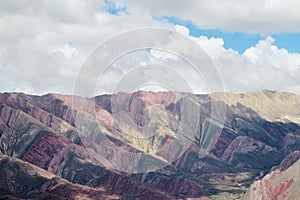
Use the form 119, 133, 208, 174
0, 0, 170, 94
0, 1, 300, 95
181, 26, 300, 94
244, 36, 300, 72
124, 0, 300, 34
175, 24, 190, 36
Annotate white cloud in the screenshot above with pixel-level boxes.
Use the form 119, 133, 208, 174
52, 43, 79, 60
192, 35, 227, 59
244, 36, 300, 72
188, 34, 300, 94
175, 24, 190, 36
0, 0, 170, 95
150, 49, 180, 62
0, 1, 299, 95
123, 0, 300, 34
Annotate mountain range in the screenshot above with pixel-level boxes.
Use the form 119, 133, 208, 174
0, 90, 300, 199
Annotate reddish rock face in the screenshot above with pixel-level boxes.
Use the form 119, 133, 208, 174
0, 91, 300, 199
243, 154, 300, 200
21, 131, 70, 169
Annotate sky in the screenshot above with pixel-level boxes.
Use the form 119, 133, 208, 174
0, 0, 300, 95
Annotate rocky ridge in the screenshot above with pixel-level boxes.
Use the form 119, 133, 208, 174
0, 90, 299, 199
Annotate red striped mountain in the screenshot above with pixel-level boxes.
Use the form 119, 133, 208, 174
0, 90, 300, 199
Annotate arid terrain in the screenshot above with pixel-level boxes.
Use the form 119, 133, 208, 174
0, 90, 300, 199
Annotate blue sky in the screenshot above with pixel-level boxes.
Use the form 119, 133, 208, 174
163, 16, 300, 54
103, 3, 300, 55
272, 33, 300, 53
103, 0, 129, 16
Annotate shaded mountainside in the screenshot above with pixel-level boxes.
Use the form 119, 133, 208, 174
0, 154, 120, 200
0, 90, 299, 199
242, 151, 300, 200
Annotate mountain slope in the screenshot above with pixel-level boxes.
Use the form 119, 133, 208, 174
0, 91, 300, 199
242, 151, 300, 200
214, 90, 300, 124
0, 154, 120, 200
